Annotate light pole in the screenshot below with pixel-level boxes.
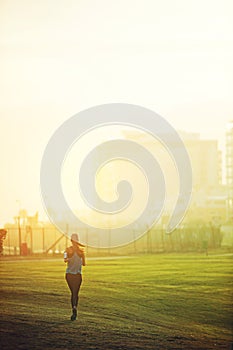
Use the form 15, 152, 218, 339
17, 216, 22, 256
42, 224, 45, 253
16, 200, 22, 255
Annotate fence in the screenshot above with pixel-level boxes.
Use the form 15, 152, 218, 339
1, 222, 228, 256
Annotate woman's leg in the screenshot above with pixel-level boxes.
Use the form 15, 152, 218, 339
73, 274, 82, 308
65, 273, 75, 308
65, 273, 82, 319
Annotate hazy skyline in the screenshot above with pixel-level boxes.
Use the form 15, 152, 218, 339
1, 0, 233, 226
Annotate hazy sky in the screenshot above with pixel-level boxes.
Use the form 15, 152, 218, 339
0, 0, 233, 225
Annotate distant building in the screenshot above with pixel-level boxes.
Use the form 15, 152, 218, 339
226, 121, 233, 221
179, 132, 222, 191
122, 129, 226, 223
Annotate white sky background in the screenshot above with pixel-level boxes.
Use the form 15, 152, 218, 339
0, 0, 233, 225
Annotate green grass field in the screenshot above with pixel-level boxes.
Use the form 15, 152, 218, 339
0, 253, 232, 350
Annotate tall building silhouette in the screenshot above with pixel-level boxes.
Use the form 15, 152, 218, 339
122, 129, 225, 223
226, 121, 233, 220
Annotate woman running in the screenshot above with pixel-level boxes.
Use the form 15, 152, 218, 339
64, 233, 86, 321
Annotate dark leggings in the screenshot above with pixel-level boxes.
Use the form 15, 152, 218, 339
65, 273, 82, 308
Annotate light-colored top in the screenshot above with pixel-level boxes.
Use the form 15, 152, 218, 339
66, 252, 83, 274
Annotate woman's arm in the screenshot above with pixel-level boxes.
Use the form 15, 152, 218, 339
82, 252, 86, 266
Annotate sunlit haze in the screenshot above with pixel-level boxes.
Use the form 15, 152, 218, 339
1, 0, 233, 226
